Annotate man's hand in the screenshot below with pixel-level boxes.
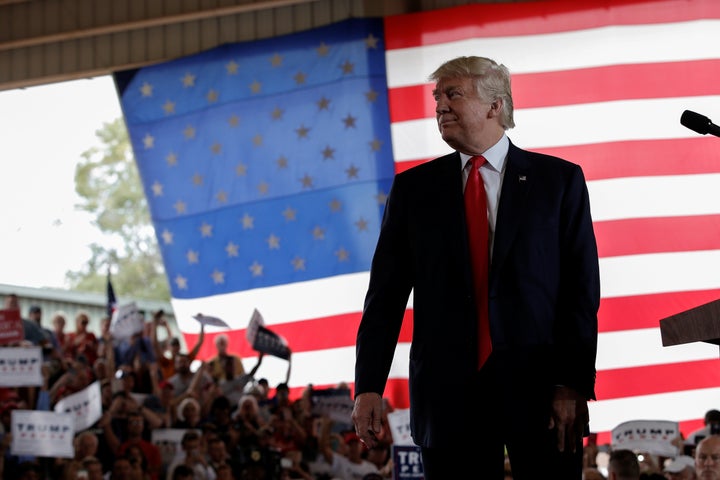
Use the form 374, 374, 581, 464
548, 386, 588, 453
351, 392, 384, 448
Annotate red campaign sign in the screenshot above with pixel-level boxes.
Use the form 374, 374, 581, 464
0, 309, 24, 345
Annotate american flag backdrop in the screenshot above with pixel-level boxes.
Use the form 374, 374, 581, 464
116, 0, 720, 444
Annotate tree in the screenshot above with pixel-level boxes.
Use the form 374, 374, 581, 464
67, 117, 170, 300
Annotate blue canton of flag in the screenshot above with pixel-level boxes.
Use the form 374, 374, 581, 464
115, 18, 394, 300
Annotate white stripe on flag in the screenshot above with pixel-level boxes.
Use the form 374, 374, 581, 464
589, 387, 720, 433
171, 272, 372, 332
588, 173, 720, 222
596, 327, 720, 371
386, 20, 720, 87
599, 250, 720, 299
391, 95, 720, 162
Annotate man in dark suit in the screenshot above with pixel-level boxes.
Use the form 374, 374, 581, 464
352, 56, 600, 479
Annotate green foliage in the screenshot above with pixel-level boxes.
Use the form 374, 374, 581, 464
67, 118, 169, 301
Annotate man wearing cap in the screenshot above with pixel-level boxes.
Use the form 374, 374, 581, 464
663, 455, 696, 480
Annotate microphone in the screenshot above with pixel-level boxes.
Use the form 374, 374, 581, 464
680, 110, 720, 137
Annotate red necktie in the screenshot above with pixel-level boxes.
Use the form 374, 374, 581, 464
464, 155, 492, 369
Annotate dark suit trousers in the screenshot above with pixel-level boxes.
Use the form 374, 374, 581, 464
420, 354, 584, 480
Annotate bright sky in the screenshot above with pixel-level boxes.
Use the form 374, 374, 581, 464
0, 76, 124, 289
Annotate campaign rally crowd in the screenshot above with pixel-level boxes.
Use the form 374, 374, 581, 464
0, 293, 718, 480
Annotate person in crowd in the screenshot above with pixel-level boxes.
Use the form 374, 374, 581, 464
663, 455, 696, 480
267, 403, 307, 455
231, 393, 268, 455
73, 430, 100, 463
107, 455, 136, 480
27, 305, 57, 360
203, 395, 235, 445
65, 311, 99, 366
82, 455, 104, 480
52, 311, 69, 354
213, 463, 236, 480
686, 410, 720, 448
167, 354, 214, 398
583, 467, 606, 480
608, 449, 641, 480
152, 310, 204, 381
48, 356, 93, 405
174, 397, 203, 429
316, 417, 380, 480
695, 435, 720, 479
365, 442, 392, 478
214, 347, 264, 406
171, 464, 196, 480
96, 315, 113, 359
206, 436, 231, 476
208, 334, 246, 382
59, 459, 84, 480
166, 430, 216, 480
126, 443, 152, 480
117, 330, 160, 396
112, 410, 163, 480
280, 449, 314, 480
352, 55, 600, 480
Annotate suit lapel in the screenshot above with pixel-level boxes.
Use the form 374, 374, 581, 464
491, 142, 533, 280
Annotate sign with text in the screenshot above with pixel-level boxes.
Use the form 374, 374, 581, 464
110, 302, 144, 341
0, 309, 24, 345
11, 410, 74, 458
392, 445, 424, 479
54, 380, 102, 432
311, 388, 354, 424
387, 408, 413, 446
246, 309, 291, 360
611, 420, 680, 457
0, 347, 43, 387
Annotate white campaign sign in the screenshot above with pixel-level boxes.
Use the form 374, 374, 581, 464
53, 380, 102, 432
11, 410, 74, 458
611, 419, 680, 457
110, 302, 145, 341
0, 347, 43, 387
387, 408, 414, 446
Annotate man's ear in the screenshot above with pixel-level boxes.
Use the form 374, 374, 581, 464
488, 99, 503, 118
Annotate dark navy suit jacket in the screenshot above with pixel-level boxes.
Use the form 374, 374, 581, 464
355, 141, 600, 448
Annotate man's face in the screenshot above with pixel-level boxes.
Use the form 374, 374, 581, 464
696, 437, 720, 479
433, 76, 495, 152
665, 468, 695, 480
127, 414, 144, 434
215, 337, 228, 354
175, 355, 191, 374
208, 440, 227, 461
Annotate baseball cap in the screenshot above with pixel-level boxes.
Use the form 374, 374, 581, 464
664, 455, 695, 473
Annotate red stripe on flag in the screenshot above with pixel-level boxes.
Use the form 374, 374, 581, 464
388, 60, 720, 123
537, 137, 720, 181
394, 137, 720, 180
598, 289, 720, 333
596, 359, 720, 400
384, 0, 720, 50
191, 309, 415, 359
185, 289, 720, 358
594, 215, 720, 258
514, 60, 720, 109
